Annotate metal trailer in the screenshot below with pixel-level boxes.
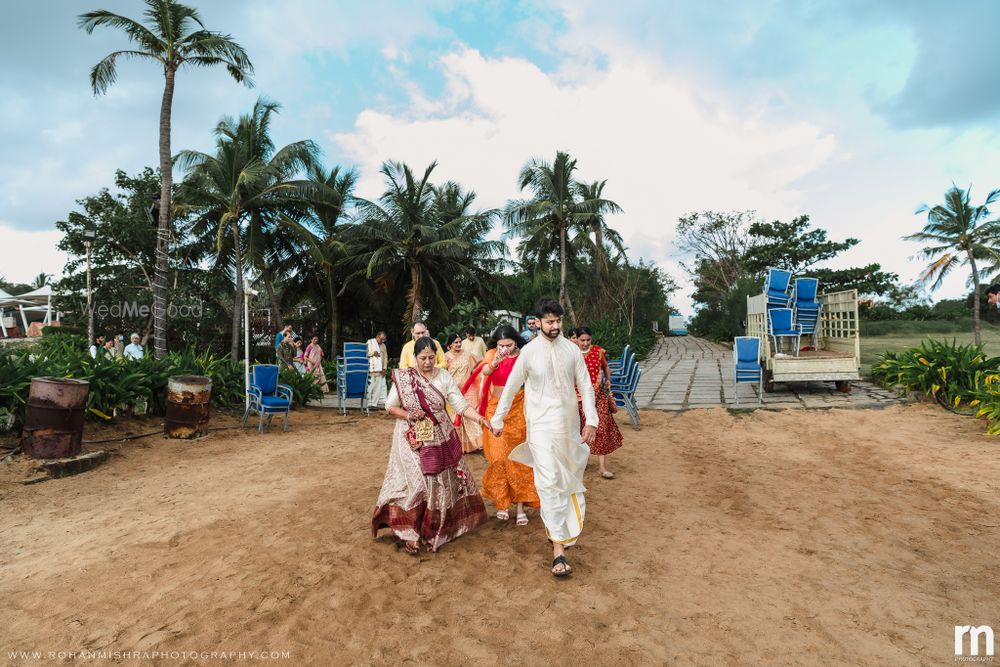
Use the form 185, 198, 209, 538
746, 288, 860, 392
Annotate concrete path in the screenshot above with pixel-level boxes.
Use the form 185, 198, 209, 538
635, 336, 901, 411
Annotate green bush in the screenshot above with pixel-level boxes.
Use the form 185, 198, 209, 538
279, 367, 324, 406
585, 320, 658, 360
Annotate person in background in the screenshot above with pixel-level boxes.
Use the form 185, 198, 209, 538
366, 330, 389, 407
567, 328, 580, 347
987, 284, 1000, 309
276, 332, 295, 371
462, 326, 487, 359
103, 337, 118, 358
444, 332, 483, 453
520, 316, 538, 342
274, 324, 293, 352
292, 337, 307, 374
304, 335, 330, 393
123, 333, 144, 360
398, 321, 447, 369
89, 335, 105, 359
576, 326, 623, 479
114, 334, 125, 358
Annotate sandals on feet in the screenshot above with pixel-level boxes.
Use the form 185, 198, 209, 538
516, 512, 528, 526
404, 540, 420, 555
496, 510, 510, 521
600, 470, 615, 479
551, 555, 572, 577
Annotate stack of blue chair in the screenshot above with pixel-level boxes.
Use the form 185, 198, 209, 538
764, 268, 793, 310
732, 336, 763, 406
337, 342, 370, 415
609, 346, 641, 428
243, 364, 294, 432
791, 277, 821, 349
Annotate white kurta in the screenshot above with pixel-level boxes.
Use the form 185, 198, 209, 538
490, 334, 599, 546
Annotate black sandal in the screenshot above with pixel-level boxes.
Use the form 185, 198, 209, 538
551, 555, 572, 577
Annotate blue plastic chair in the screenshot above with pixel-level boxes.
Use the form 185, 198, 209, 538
337, 343, 370, 415
733, 336, 763, 406
791, 278, 821, 348
607, 344, 631, 374
242, 364, 294, 432
768, 308, 801, 357
764, 268, 793, 308
611, 363, 642, 428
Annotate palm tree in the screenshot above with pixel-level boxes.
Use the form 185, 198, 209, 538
576, 180, 625, 280
347, 161, 503, 324
32, 273, 51, 289
280, 164, 358, 354
80, 0, 253, 359
505, 151, 621, 324
906, 185, 1000, 345
176, 102, 316, 358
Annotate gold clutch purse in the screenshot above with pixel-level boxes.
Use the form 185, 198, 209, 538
413, 418, 435, 442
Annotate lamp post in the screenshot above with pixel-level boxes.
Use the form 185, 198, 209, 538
83, 230, 96, 347
243, 286, 259, 410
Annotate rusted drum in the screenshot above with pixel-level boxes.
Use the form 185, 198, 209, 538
164, 375, 212, 439
21, 377, 90, 459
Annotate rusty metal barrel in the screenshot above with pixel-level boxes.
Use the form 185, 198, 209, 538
21, 377, 90, 459
164, 375, 212, 439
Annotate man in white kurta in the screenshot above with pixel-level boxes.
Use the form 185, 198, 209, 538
490, 304, 598, 573
366, 331, 389, 407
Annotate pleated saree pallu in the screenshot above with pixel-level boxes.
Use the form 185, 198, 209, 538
371, 368, 487, 551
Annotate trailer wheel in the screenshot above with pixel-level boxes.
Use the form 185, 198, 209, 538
835, 380, 851, 393
764, 370, 775, 393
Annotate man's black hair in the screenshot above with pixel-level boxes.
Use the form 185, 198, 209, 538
464, 326, 476, 335
535, 298, 564, 318
987, 284, 1000, 296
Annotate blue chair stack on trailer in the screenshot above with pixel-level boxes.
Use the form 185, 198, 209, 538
243, 364, 294, 432
732, 336, 764, 406
337, 342, 370, 416
791, 277, 822, 349
609, 346, 641, 429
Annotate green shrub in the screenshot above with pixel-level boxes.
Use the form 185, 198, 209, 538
279, 367, 324, 407
585, 320, 658, 360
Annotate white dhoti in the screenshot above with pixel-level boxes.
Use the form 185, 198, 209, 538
367, 374, 388, 407
493, 334, 599, 547
510, 424, 589, 545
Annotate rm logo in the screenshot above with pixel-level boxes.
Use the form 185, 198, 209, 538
955, 625, 995, 659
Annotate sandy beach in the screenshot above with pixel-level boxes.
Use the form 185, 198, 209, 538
3, 403, 1000, 665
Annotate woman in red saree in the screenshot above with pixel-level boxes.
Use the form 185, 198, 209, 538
471, 326, 539, 526
372, 337, 490, 553
576, 327, 623, 478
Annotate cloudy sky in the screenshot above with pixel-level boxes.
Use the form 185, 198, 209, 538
3, 0, 999, 314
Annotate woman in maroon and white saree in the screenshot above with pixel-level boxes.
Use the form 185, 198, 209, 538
373, 337, 490, 553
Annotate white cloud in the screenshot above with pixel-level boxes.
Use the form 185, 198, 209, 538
331, 47, 840, 315
0, 223, 67, 284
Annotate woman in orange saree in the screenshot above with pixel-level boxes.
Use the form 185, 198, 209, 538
464, 325, 539, 526
444, 332, 483, 453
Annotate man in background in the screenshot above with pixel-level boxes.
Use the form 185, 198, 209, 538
398, 321, 447, 369
123, 333, 144, 360
521, 316, 538, 342
462, 326, 487, 359
366, 330, 389, 407
987, 284, 1000, 309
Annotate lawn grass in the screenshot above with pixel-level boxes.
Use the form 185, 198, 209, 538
859, 322, 1000, 377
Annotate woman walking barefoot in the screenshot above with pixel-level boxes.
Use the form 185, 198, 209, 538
372, 338, 490, 554
576, 327, 623, 479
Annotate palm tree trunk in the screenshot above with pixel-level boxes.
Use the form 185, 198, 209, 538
559, 221, 578, 325
230, 219, 244, 360
152, 66, 177, 359
326, 275, 340, 357
595, 222, 606, 279
409, 263, 422, 323
969, 250, 982, 346
262, 266, 283, 329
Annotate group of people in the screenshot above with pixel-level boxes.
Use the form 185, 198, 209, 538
274, 324, 330, 393
88, 332, 144, 360
371, 298, 624, 577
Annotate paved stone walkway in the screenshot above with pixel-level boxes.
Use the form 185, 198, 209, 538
636, 336, 901, 411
